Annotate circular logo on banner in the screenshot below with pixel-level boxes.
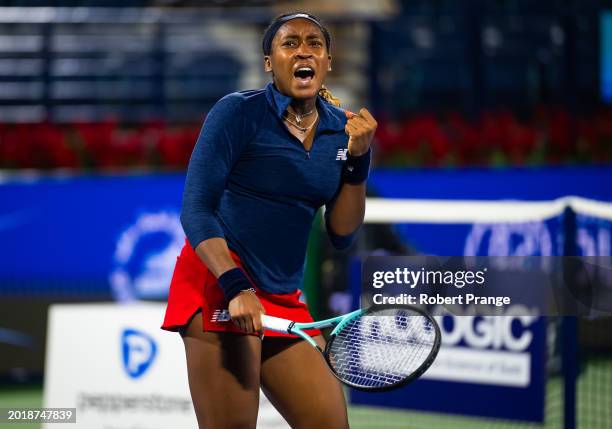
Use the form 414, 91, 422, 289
110, 211, 184, 302
121, 328, 157, 379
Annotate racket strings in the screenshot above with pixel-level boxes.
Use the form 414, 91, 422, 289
327, 309, 438, 389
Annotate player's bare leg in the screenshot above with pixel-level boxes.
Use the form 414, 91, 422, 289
182, 313, 261, 429
260, 335, 349, 429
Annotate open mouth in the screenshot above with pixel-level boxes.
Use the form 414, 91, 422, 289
294, 67, 315, 83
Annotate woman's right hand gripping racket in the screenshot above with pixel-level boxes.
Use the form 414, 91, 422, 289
263, 305, 441, 392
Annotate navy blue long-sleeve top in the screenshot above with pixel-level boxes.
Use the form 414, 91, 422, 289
181, 82, 357, 294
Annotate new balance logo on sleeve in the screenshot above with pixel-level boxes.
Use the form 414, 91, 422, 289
336, 148, 348, 161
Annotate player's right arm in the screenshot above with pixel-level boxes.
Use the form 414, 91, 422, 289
180, 94, 264, 334
194, 238, 264, 334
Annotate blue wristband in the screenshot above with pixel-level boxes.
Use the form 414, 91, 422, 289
343, 148, 371, 184
217, 268, 253, 301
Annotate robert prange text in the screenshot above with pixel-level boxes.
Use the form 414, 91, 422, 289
372, 293, 511, 307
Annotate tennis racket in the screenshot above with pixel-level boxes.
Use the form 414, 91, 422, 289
263, 305, 441, 392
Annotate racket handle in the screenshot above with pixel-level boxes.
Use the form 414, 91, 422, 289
262, 315, 293, 333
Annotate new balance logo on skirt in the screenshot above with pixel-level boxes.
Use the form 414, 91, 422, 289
211, 309, 231, 322
336, 148, 348, 160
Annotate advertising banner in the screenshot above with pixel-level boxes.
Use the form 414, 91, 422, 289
0, 174, 186, 301
43, 303, 289, 429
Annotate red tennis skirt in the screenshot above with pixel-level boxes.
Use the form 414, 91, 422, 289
161, 240, 321, 338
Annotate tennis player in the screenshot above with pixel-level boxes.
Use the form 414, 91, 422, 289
162, 12, 377, 429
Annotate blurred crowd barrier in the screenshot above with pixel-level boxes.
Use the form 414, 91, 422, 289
0, 6, 373, 123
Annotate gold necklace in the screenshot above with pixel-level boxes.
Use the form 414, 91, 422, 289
287, 106, 316, 125
284, 111, 318, 133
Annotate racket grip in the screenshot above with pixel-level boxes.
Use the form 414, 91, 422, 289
262, 315, 293, 333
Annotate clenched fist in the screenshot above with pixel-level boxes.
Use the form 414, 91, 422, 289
345, 108, 377, 156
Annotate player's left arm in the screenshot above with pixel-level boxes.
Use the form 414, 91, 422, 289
327, 108, 377, 236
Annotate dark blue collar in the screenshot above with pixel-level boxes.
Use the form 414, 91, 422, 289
264, 82, 345, 133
